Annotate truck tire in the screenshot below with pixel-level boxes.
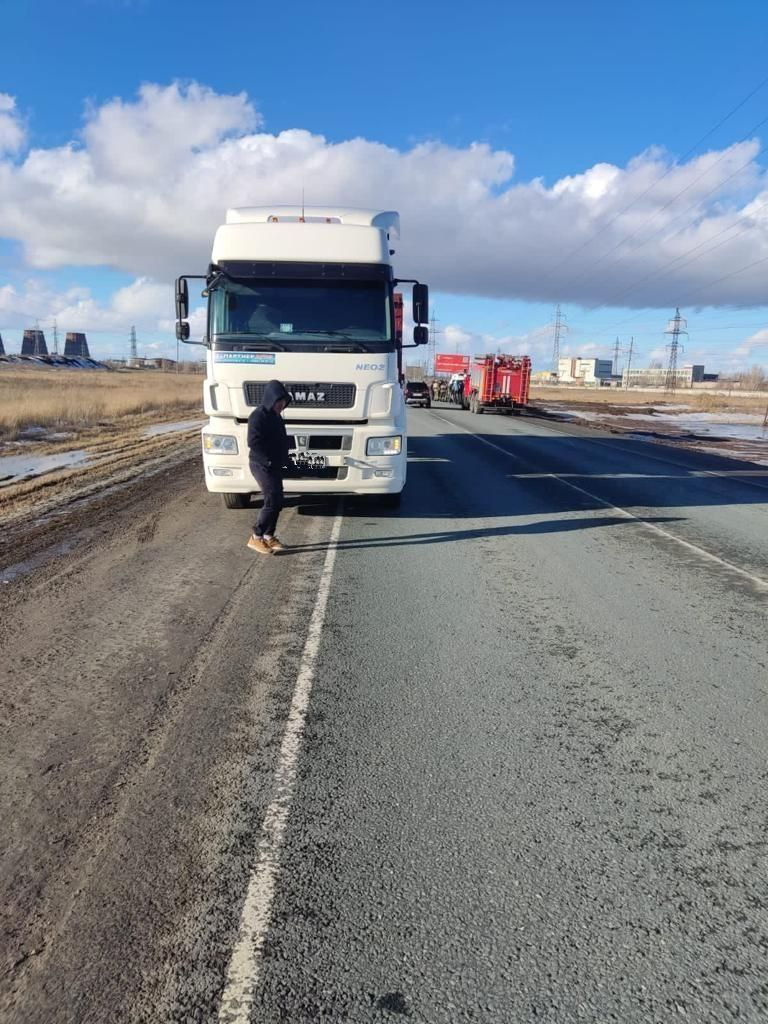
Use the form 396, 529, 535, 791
222, 493, 250, 509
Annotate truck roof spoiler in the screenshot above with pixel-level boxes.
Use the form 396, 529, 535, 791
225, 206, 400, 236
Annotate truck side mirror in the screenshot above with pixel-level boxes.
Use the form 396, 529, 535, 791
175, 278, 189, 321
413, 325, 428, 345
176, 321, 190, 341
412, 283, 429, 325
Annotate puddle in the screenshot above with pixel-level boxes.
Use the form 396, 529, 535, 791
621, 414, 768, 442
144, 419, 204, 437
0, 541, 77, 583
557, 406, 768, 443
0, 449, 92, 487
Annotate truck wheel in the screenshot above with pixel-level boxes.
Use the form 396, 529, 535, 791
222, 493, 250, 509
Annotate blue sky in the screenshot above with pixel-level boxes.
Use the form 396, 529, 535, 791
2, 0, 768, 370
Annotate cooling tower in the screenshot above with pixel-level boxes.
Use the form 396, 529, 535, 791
22, 329, 48, 355
64, 332, 90, 358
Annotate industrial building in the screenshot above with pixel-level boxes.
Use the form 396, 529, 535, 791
621, 364, 716, 388
558, 356, 613, 383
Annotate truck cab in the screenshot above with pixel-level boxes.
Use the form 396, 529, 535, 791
175, 207, 428, 507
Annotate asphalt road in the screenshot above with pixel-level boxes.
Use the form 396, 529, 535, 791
1, 407, 767, 1023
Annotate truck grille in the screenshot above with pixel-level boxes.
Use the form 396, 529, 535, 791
287, 435, 349, 451
243, 382, 356, 409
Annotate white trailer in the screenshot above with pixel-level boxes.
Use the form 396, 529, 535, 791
175, 207, 428, 508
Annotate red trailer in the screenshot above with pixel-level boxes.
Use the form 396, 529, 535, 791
466, 355, 531, 414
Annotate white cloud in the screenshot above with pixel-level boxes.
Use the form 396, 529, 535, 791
83, 82, 257, 182
0, 277, 163, 330
0, 94, 25, 154
0, 275, 209, 359
1, 82, 768, 312
728, 328, 768, 363
435, 321, 558, 368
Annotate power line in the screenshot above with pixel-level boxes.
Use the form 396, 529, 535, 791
584, 251, 768, 341
536, 74, 768, 282
560, 113, 768, 297
586, 195, 768, 313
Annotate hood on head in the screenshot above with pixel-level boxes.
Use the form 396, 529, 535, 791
261, 379, 292, 410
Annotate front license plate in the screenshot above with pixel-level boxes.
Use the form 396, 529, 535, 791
290, 452, 328, 470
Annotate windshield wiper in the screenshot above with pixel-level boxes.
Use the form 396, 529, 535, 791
295, 331, 372, 352
215, 335, 287, 351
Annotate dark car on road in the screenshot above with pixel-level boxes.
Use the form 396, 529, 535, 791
404, 381, 431, 408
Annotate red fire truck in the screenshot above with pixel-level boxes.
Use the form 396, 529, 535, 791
465, 355, 531, 414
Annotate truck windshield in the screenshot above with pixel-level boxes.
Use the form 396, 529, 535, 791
210, 278, 392, 351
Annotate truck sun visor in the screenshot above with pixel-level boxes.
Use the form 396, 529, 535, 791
216, 261, 392, 281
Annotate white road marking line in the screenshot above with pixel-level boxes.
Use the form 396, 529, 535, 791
430, 410, 768, 591
217, 507, 344, 1024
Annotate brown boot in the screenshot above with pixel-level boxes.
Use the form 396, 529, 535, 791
247, 534, 271, 555
264, 536, 285, 553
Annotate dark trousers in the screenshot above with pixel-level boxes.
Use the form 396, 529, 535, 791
250, 463, 284, 536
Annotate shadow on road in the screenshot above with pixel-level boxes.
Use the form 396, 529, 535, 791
282, 514, 684, 554
289, 428, 767, 523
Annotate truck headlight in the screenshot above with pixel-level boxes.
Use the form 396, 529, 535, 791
366, 435, 402, 456
203, 433, 238, 455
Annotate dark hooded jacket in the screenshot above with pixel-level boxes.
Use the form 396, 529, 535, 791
247, 380, 292, 471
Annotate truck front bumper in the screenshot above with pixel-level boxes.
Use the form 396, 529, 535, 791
203, 451, 406, 495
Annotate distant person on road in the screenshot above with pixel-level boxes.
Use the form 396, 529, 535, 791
247, 380, 292, 555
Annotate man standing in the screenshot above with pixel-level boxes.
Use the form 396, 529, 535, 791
246, 379, 292, 554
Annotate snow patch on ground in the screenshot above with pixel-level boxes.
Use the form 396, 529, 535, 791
0, 450, 92, 487
143, 419, 204, 437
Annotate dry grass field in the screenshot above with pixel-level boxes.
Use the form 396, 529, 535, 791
0, 366, 203, 439
530, 385, 768, 415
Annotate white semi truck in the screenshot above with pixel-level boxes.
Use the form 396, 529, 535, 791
175, 206, 429, 508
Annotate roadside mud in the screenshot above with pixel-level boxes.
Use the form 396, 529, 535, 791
0, 429, 202, 584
